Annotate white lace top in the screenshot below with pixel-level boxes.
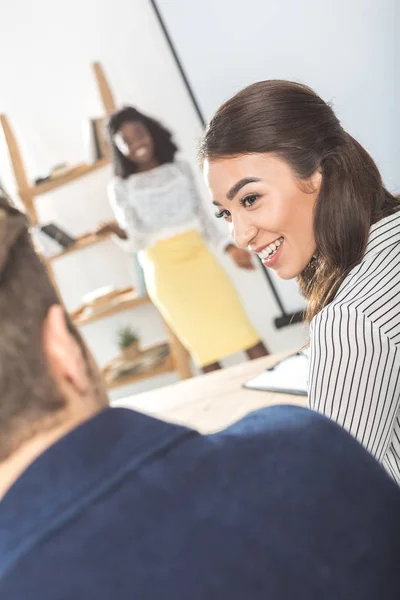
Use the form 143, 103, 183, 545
108, 159, 230, 253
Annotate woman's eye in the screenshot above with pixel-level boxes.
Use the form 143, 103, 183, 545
214, 209, 231, 221
240, 194, 259, 208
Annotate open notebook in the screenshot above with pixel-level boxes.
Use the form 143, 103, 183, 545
243, 351, 309, 396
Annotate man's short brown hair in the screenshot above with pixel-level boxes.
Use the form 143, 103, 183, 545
0, 196, 66, 459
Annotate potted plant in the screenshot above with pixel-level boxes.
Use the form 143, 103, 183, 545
118, 326, 140, 362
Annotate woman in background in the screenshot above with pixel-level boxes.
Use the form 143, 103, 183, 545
101, 106, 268, 373
199, 79, 400, 482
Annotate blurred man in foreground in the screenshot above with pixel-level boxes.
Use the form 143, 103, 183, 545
0, 196, 399, 599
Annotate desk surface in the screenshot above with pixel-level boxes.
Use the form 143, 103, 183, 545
114, 354, 308, 433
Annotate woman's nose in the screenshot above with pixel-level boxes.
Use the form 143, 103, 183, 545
232, 222, 258, 249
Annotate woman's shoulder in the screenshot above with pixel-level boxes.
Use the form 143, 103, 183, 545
109, 174, 141, 192
108, 176, 125, 190
312, 298, 364, 327
173, 156, 193, 174
312, 286, 400, 347
174, 156, 189, 166
109, 161, 189, 194
108, 176, 129, 203
313, 289, 377, 324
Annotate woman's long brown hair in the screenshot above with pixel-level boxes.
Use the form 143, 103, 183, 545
198, 80, 399, 321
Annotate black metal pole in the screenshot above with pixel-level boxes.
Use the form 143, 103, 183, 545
149, 0, 304, 328
149, 0, 206, 127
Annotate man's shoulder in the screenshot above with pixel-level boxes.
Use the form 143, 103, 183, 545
184, 405, 373, 503
205, 404, 400, 499
206, 405, 358, 475
2, 406, 400, 599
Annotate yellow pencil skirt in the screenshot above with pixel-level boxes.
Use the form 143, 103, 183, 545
141, 230, 260, 367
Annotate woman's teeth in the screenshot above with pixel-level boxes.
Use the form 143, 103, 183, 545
135, 147, 148, 158
258, 237, 284, 260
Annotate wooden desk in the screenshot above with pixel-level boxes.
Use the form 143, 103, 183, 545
114, 354, 308, 433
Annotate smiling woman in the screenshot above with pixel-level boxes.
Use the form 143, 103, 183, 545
199, 80, 400, 483
100, 106, 269, 373
205, 154, 321, 281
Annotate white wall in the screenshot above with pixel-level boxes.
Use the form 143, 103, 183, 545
0, 0, 310, 400
157, 0, 399, 187
156, 0, 400, 313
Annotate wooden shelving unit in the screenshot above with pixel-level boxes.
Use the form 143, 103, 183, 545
29, 158, 109, 197
73, 292, 150, 327
49, 231, 112, 261
105, 354, 174, 390
0, 61, 192, 389
0, 115, 110, 224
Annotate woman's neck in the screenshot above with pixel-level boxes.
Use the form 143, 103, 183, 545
135, 158, 160, 173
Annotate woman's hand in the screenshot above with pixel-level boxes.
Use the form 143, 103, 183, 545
226, 245, 255, 270
96, 221, 128, 240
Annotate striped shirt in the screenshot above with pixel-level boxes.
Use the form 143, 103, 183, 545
309, 211, 400, 483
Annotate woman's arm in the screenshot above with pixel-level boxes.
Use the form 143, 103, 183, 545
108, 179, 145, 252
96, 221, 128, 239
309, 304, 400, 461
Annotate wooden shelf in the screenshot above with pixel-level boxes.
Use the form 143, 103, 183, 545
49, 232, 112, 261
106, 354, 174, 390
73, 292, 150, 327
22, 158, 109, 198
0, 66, 193, 382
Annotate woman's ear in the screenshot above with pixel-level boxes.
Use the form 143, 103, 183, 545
299, 168, 322, 195
310, 167, 323, 193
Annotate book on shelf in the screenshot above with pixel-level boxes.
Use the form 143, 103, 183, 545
32, 223, 76, 258
40, 223, 76, 248
83, 117, 110, 163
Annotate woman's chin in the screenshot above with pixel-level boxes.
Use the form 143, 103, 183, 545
272, 260, 305, 281
272, 251, 316, 280
274, 267, 298, 280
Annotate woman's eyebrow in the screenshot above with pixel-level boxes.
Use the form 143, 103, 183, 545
227, 177, 262, 200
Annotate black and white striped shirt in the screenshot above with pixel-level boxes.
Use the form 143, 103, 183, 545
309, 211, 400, 483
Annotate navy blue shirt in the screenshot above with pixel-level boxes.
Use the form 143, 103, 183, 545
1, 405, 399, 599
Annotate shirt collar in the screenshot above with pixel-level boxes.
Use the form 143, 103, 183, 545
0, 407, 193, 579
363, 211, 400, 261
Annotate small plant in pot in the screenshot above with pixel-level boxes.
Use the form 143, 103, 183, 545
118, 326, 140, 362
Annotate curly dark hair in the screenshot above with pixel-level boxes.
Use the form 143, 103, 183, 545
107, 106, 178, 179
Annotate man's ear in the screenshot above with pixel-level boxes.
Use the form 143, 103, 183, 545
42, 305, 89, 396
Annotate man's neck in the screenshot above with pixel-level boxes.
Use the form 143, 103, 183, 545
0, 406, 101, 501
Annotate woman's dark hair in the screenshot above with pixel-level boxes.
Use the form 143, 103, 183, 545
107, 106, 178, 178
199, 80, 399, 321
